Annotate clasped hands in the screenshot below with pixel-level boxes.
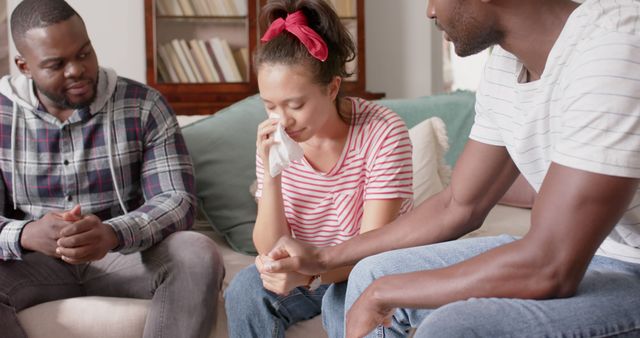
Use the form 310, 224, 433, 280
20, 205, 119, 264
256, 237, 396, 338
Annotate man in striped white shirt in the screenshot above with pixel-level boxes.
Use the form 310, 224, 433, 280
264, 0, 640, 336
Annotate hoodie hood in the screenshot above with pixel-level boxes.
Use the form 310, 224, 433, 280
1, 67, 128, 214
0, 67, 118, 115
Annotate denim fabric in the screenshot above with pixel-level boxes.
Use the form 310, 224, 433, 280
345, 235, 640, 337
225, 264, 347, 338
0, 232, 224, 338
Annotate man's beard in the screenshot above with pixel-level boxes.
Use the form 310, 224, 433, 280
450, 2, 503, 57
36, 80, 98, 110
453, 28, 502, 57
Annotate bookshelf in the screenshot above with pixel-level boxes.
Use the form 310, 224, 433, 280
145, 0, 383, 115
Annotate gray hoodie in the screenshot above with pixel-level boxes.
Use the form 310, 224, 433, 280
0, 67, 129, 214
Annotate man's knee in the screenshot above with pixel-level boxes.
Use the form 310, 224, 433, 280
349, 255, 383, 285
415, 300, 498, 338
349, 253, 396, 291
160, 231, 224, 287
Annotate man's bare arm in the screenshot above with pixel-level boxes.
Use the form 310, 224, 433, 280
364, 163, 638, 308
267, 140, 521, 275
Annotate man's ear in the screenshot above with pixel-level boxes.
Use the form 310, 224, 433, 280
14, 55, 31, 77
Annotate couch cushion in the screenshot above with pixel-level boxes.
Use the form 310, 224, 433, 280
378, 90, 475, 167
17, 297, 148, 338
181, 96, 265, 255
410, 117, 451, 205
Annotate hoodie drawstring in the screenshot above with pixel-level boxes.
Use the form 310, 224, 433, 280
10, 102, 17, 210
106, 99, 128, 215
10, 99, 128, 215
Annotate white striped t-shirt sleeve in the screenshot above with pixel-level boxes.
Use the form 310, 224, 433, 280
470, 62, 507, 147
552, 32, 640, 179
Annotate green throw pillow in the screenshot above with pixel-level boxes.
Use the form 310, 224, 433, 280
182, 95, 265, 255
378, 90, 475, 167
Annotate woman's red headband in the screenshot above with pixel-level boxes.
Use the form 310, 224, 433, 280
260, 10, 329, 62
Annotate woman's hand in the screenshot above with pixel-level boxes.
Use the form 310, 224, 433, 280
256, 254, 311, 295
256, 118, 280, 166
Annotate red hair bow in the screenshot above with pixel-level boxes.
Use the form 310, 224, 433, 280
261, 10, 329, 62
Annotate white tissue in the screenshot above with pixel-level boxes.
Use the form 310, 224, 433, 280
269, 113, 304, 177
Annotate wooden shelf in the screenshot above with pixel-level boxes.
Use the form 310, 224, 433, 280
145, 0, 383, 115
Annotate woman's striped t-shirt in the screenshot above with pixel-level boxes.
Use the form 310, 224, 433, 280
256, 97, 413, 247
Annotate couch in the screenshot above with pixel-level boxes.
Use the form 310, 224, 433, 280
16, 92, 532, 338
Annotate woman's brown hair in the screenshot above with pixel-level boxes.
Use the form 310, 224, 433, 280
255, 0, 356, 97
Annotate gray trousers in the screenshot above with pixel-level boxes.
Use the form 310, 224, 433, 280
0, 231, 224, 338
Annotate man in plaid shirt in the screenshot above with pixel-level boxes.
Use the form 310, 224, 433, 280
0, 1, 224, 337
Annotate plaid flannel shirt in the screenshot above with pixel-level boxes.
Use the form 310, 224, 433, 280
0, 76, 196, 260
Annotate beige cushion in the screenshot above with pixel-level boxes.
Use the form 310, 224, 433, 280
17, 297, 147, 338
409, 117, 451, 205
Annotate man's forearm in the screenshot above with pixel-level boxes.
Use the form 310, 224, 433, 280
106, 191, 196, 253
368, 240, 564, 310
321, 188, 481, 270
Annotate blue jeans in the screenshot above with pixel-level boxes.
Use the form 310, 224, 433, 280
225, 264, 347, 338
345, 235, 640, 337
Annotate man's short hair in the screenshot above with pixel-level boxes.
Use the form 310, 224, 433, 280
10, 0, 81, 46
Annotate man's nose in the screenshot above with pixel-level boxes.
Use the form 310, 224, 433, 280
426, 0, 436, 19
64, 61, 85, 78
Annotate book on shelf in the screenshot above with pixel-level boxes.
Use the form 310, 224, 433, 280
210, 38, 242, 82
161, 43, 189, 82
204, 41, 226, 82
328, 0, 355, 17
189, 0, 210, 16
179, 39, 204, 82
205, 0, 222, 16
233, 47, 249, 82
157, 44, 180, 82
189, 39, 219, 83
177, 0, 195, 16
170, 39, 197, 82
219, 38, 243, 82
196, 39, 221, 82
155, 0, 168, 15
218, 0, 234, 16
160, 0, 183, 16
234, 0, 247, 16
208, 38, 233, 82
159, 37, 246, 83
156, 54, 171, 82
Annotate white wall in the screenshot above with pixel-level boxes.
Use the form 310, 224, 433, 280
7, 0, 146, 82
450, 48, 489, 91
366, 0, 442, 98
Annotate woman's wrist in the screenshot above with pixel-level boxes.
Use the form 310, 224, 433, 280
262, 172, 282, 186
